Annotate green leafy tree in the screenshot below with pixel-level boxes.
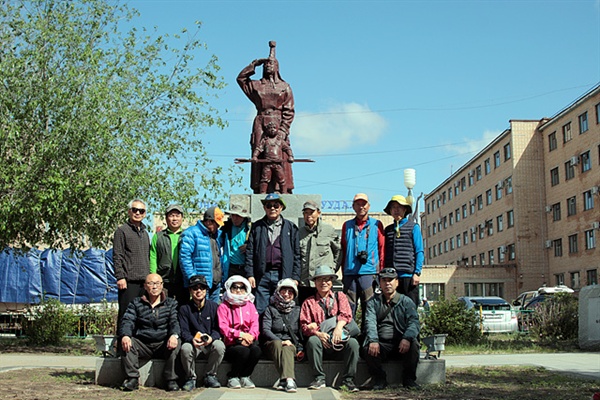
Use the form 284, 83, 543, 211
0, 0, 238, 249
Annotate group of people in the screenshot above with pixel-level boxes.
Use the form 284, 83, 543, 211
112, 191, 424, 392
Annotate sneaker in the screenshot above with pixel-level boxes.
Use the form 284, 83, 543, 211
122, 377, 139, 391
240, 376, 256, 389
285, 378, 297, 393
182, 379, 196, 392
228, 377, 242, 389
276, 379, 286, 391
371, 379, 388, 391
166, 380, 180, 392
403, 380, 421, 390
308, 377, 326, 390
340, 378, 359, 393
205, 374, 221, 388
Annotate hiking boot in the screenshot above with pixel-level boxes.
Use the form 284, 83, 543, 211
122, 378, 139, 391
308, 377, 326, 390
204, 374, 221, 388
166, 380, 179, 391
182, 379, 195, 392
240, 376, 255, 388
340, 378, 359, 392
228, 377, 241, 389
285, 378, 297, 393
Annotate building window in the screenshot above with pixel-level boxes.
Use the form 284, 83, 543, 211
486, 189, 492, 205
479, 225, 485, 239
552, 203, 561, 221
488, 250, 494, 264
450, 237, 455, 250
476, 165, 482, 181
587, 269, 598, 285
457, 234, 461, 248
498, 247, 506, 263
464, 282, 504, 297
565, 160, 575, 181
443, 216, 448, 229
554, 239, 563, 257
567, 196, 577, 216
477, 195, 483, 210
507, 243, 515, 260
448, 188, 453, 200
470, 200, 476, 215
495, 184, 503, 200
487, 219, 493, 236
479, 253, 485, 265
438, 243, 442, 254
562, 122, 572, 143
471, 229, 477, 243
494, 151, 501, 168
568, 234, 578, 254
507, 210, 514, 228
505, 176, 512, 194
442, 192, 446, 204
444, 240, 448, 252
504, 142, 511, 161
472, 255, 477, 266
422, 283, 445, 301
571, 271, 581, 289
463, 231, 469, 245
596, 102, 600, 124
484, 158, 491, 175
550, 167, 559, 186
462, 204, 468, 219
431, 201, 435, 212
497, 215, 504, 232
461, 177, 466, 191
581, 150, 591, 172
449, 213, 454, 226
432, 246, 436, 257
555, 273, 565, 286
579, 112, 588, 134
455, 185, 459, 196
585, 229, 596, 250
549, 131, 557, 151
432, 224, 437, 234
584, 190, 595, 211
455, 209, 460, 222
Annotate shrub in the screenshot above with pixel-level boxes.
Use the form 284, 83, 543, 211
530, 293, 578, 342
23, 298, 79, 345
80, 300, 118, 336
420, 296, 483, 345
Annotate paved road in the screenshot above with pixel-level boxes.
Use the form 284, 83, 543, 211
1, 352, 598, 400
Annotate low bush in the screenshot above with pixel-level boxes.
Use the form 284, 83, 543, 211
531, 292, 578, 342
420, 296, 483, 345
80, 300, 118, 336
23, 298, 80, 345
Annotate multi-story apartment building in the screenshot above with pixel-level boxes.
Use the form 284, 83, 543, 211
421, 85, 599, 302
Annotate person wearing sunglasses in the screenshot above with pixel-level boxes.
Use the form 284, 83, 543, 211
245, 193, 300, 314
178, 275, 225, 391
217, 276, 261, 389
113, 198, 151, 328
180, 206, 225, 304
382, 195, 424, 307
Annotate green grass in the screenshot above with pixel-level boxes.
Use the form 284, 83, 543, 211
439, 333, 581, 355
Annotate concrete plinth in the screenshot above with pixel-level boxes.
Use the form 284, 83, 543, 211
95, 357, 445, 388
229, 194, 322, 226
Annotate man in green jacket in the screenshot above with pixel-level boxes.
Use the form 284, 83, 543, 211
299, 200, 340, 302
150, 204, 186, 303
362, 267, 420, 390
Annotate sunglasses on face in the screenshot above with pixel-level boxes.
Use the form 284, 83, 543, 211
191, 285, 206, 291
264, 202, 281, 209
231, 284, 246, 291
131, 207, 146, 214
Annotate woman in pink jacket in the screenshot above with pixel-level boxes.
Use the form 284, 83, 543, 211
217, 275, 261, 389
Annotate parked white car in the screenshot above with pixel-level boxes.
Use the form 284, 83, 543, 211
458, 296, 518, 333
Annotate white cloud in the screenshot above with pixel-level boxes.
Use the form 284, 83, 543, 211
444, 130, 501, 156
290, 102, 387, 154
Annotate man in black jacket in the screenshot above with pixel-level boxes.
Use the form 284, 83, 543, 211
119, 273, 181, 392
245, 193, 300, 314
178, 275, 225, 391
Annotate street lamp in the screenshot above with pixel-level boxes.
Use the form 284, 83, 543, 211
404, 168, 416, 207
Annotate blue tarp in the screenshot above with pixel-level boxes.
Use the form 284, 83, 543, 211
0, 247, 117, 305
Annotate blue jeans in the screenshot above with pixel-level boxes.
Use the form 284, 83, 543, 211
255, 270, 280, 314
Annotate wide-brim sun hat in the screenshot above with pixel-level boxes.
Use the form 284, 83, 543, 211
224, 203, 250, 219
384, 195, 412, 215
309, 265, 338, 281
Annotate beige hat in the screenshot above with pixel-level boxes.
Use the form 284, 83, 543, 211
384, 195, 412, 215
353, 193, 369, 203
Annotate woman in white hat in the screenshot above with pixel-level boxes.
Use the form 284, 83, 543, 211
261, 278, 302, 393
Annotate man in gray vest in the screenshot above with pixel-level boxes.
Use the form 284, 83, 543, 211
150, 204, 186, 303
383, 195, 424, 307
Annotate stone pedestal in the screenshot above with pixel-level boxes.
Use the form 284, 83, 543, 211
229, 194, 322, 226
578, 284, 600, 350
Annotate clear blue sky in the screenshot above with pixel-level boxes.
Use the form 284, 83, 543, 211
131, 0, 600, 213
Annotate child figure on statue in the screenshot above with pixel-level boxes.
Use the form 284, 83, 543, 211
251, 117, 294, 193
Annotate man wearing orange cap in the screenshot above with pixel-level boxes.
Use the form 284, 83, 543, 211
338, 193, 385, 319
383, 195, 424, 307
180, 206, 225, 303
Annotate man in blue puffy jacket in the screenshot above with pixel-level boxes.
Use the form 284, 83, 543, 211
179, 207, 224, 303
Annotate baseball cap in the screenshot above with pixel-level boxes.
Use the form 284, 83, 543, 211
379, 267, 398, 279
189, 275, 209, 289
302, 200, 320, 211
203, 206, 224, 227
353, 193, 369, 203
165, 204, 184, 215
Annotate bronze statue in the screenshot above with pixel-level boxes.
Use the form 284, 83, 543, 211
237, 41, 295, 194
